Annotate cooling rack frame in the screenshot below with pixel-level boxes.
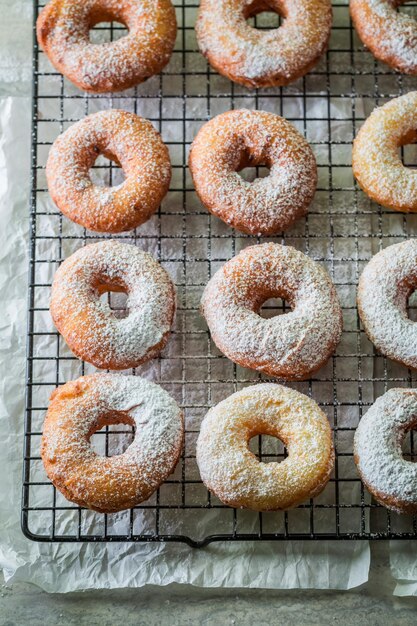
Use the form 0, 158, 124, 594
22, 0, 417, 546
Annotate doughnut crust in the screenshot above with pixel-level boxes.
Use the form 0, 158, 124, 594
196, 0, 332, 89
50, 240, 176, 370
37, 0, 177, 93
197, 384, 334, 511
354, 388, 417, 514
201, 242, 342, 381
350, 0, 417, 75
189, 109, 317, 236
352, 92, 417, 213
46, 110, 171, 233
41, 374, 184, 513
357, 239, 417, 371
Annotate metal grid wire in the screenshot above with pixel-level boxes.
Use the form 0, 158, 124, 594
22, 0, 417, 546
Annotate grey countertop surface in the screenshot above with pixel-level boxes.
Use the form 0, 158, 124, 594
1, 543, 417, 625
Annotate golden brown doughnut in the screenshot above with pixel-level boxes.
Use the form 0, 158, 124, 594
50, 240, 176, 370
197, 384, 334, 511
189, 109, 317, 236
196, 0, 332, 89
46, 110, 171, 234
41, 374, 184, 513
354, 388, 417, 514
37, 0, 177, 93
350, 0, 417, 74
352, 92, 417, 213
201, 243, 342, 381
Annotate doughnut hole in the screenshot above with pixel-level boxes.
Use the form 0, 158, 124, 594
89, 20, 128, 44
249, 434, 287, 463
395, 125, 417, 169
238, 165, 270, 183
401, 428, 417, 462
236, 144, 272, 183
88, 6, 129, 44
90, 412, 135, 457
398, 1, 417, 19
90, 153, 126, 188
244, 0, 283, 30
400, 142, 417, 170
98, 281, 129, 319
258, 297, 289, 318
407, 290, 417, 322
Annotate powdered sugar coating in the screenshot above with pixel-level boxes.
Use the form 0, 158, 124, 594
201, 243, 342, 381
352, 91, 417, 213
354, 388, 417, 514
196, 0, 332, 89
41, 374, 184, 513
47, 110, 171, 233
350, 0, 417, 74
358, 239, 417, 370
37, 0, 177, 93
50, 240, 176, 370
189, 109, 317, 236
197, 383, 334, 511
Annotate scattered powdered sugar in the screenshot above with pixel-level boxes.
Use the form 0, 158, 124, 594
42, 373, 184, 512
46, 109, 171, 233
358, 239, 417, 369
352, 91, 417, 212
350, 0, 417, 74
201, 242, 343, 381
189, 109, 317, 236
196, 383, 334, 511
354, 388, 417, 513
196, 0, 332, 88
37, 0, 177, 92
50, 239, 176, 370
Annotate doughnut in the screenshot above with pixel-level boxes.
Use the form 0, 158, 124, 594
196, 0, 333, 89
37, 0, 177, 93
189, 109, 317, 236
197, 384, 334, 511
46, 110, 171, 233
357, 239, 417, 371
50, 240, 176, 370
352, 92, 417, 213
201, 242, 342, 381
354, 388, 417, 514
41, 374, 184, 513
350, 0, 417, 74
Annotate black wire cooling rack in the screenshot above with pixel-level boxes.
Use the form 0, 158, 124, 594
22, 0, 417, 546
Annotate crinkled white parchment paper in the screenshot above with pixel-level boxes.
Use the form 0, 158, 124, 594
0, 0, 394, 592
